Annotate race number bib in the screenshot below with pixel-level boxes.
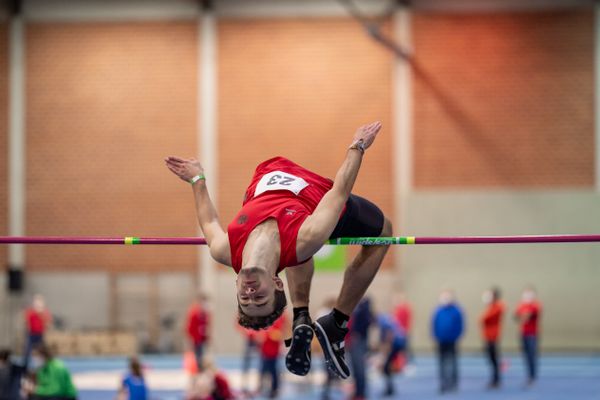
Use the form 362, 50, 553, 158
254, 171, 309, 197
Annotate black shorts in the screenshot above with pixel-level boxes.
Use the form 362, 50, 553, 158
329, 194, 385, 239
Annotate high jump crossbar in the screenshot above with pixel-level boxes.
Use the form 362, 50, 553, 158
1, 235, 600, 246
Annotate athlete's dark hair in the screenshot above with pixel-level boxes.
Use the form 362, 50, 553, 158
237, 289, 287, 330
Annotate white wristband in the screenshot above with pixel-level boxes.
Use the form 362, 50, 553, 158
190, 174, 205, 184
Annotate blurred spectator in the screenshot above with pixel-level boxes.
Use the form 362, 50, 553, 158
0, 348, 26, 400
259, 314, 286, 399
24, 295, 52, 365
347, 297, 374, 400
431, 289, 464, 394
237, 325, 259, 394
186, 358, 233, 400
186, 292, 211, 370
25, 343, 77, 400
376, 313, 406, 397
480, 287, 505, 389
393, 292, 413, 360
315, 297, 338, 400
117, 357, 147, 400
514, 286, 542, 386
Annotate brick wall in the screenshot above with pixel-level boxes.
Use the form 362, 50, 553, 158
413, 10, 594, 188
26, 22, 199, 272
218, 18, 395, 266
0, 23, 7, 268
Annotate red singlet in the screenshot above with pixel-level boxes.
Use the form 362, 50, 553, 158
228, 157, 335, 273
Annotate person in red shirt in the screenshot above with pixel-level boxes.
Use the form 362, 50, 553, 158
480, 287, 505, 388
186, 293, 211, 370
259, 315, 287, 398
393, 292, 413, 361
23, 294, 52, 366
514, 286, 542, 385
166, 122, 392, 379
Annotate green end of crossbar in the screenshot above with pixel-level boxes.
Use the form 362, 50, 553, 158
124, 237, 141, 245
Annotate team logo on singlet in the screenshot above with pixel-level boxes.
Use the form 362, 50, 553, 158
285, 208, 297, 216
237, 215, 248, 224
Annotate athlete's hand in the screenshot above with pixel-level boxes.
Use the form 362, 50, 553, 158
165, 156, 204, 182
352, 121, 382, 152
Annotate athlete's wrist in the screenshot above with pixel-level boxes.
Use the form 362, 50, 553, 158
348, 139, 366, 155
189, 174, 206, 185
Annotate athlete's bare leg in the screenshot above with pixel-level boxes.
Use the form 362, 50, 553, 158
334, 217, 393, 315
284, 258, 314, 308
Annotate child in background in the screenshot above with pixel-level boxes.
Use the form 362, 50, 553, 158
377, 313, 406, 397
117, 357, 147, 400
347, 297, 374, 400
393, 292, 413, 361
25, 343, 77, 400
514, 286, 542, 386
432, 289, 465, 394
23, 295, 52, 366
259, 314, 287, 399
480, 287, 505, 389
186, 358, 234, 400
237, 325, 260, 394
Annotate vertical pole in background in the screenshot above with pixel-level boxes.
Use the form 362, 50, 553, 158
6, 2, 26, 348
393, 5, 412, 287
198, 2, 217, 296
595, 3, 600, 190
8, 5, 25, 272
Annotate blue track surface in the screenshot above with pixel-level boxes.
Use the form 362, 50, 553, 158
67, 353, 600, 400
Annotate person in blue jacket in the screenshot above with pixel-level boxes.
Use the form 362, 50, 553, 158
118, 357, 148, 400
431, 289, 465, 394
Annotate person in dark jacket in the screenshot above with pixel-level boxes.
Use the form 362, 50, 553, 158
377, 314, 406, 397
431, 289, 464, 394
0, 349, 27, 400
347, 297, 374, 400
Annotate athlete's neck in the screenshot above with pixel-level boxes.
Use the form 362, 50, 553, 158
240, 219, 280, 276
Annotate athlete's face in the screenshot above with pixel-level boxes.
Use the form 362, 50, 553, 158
236, 267, 283, 317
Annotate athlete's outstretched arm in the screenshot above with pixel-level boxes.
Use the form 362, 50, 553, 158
297, 122, 382, 259
165, 156, 231, 265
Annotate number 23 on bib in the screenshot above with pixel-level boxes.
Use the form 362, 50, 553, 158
254, 171, 309, 197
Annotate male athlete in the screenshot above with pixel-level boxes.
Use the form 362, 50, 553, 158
165, 121, 392, 379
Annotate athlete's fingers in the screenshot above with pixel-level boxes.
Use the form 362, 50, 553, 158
167, 156, 185, 164
167, 164, 182, 175
166, 160, 185, 170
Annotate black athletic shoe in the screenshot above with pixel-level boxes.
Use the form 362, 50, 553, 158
284, 312, 314, 376
314, 312, 350, 379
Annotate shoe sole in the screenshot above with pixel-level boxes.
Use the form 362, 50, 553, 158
313, 320, 349, 379
285, 323, 313, 376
